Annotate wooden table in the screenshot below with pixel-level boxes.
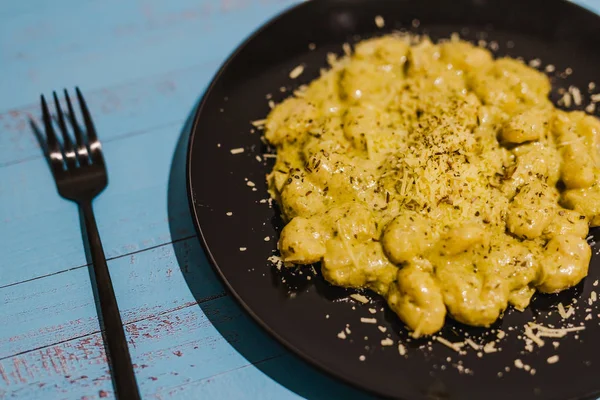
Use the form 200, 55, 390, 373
1, 0, 599, 398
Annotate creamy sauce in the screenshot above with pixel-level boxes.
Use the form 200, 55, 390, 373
264, 35, 600, 336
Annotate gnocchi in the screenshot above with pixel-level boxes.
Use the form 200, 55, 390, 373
265, 34, 599, 336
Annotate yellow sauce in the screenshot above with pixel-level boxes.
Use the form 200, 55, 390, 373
264, 35, 600, 336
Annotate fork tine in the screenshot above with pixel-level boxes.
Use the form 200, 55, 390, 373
64, 89, 90, 165
75, 87, 98, 141
75, 87, 104, 164
53, 91, 77, 170
41, 95, 64, 173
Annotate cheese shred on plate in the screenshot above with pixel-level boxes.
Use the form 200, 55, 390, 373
263, 33, 600, 336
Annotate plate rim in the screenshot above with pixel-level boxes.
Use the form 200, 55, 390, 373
184, 1, 377, 397
185, 0, 600, 399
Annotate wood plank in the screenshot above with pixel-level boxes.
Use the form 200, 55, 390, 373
0, 61, 218, 167
0, 124, 196, 286
0, 296, 285, 399
0, 0, 298, 111
4, 0, 598, 398
0, 229, 370, 399
0, 238, 224, 358
0, 292, 371, 400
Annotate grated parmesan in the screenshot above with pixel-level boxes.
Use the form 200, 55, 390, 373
569, 86, 582, 106
561, 92, 572, 108
381, 338, 394, 346
547, 355, 559, 364
375, 15, 385, 28
342, 43, 352, 56
524, 326, 545, 347
435, 337, 464, 352
558, 303, 574, 319
529, 323, 585, 339
465, 338, 481, 351
398, 343, 407, 356
529, 58, 541, 68
267, 255, 284, 270
230, 148, 244, 155
360, 317, 377, 324
350, 293, 369, 303
483, 341, 498, 353
586, 103, 596, 114
289, 65, 305, 79
251, 119, 267, 127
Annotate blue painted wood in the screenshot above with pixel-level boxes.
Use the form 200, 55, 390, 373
0, 0, 297, 110
1, 125, 193, 286
1, 0, 599, 398
0, 63, 218, 167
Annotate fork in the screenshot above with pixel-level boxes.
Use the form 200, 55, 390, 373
40, 88, 141, 400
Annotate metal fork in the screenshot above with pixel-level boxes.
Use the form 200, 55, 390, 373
40, 88, 141, 400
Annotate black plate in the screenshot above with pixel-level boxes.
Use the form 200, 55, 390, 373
187, 1, 600, 399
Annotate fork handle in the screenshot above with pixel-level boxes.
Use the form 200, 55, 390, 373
81, 201, 141, 400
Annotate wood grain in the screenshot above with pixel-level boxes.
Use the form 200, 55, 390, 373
0, 238, 218, 358
0, 238, 369, 399
3, 0, 598, 398
0, 0, 296, 110
0, 297, 284, 399
1, 126, 186, 286
0, 62, 217, 167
